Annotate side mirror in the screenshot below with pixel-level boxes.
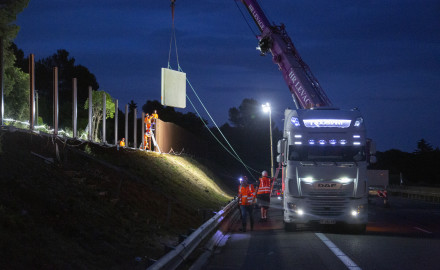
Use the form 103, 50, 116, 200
277, 138, 286, 154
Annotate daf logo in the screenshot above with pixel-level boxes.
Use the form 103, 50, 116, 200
318, 183, 337, 188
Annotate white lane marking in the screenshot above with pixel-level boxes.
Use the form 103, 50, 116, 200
414, 227, 432, 234
315, 233, 362, 270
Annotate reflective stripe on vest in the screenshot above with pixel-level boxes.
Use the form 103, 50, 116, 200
257, 177, 271, 194
239, 184, 255, 205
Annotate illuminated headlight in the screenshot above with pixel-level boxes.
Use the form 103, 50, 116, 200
329, 139, 337, 145
301, 177, 314, 183
297, 209, 304, 215
337, 178, 353, 184
339, 140, 347, 145
291, 117, 300, 127
353, 142, 361, 145
319, 140, 326, 145
294, 141, 302, 145
354, 117, 363, 127
294, 134, 302, 138
287, 202, 297, 210
308, 139, 315, 145
352, 205, 365, 216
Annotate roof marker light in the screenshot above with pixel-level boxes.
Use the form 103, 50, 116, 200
353, 135, 361, 138
294, 141, 302, 145
291, 117, 300, 127
294, 134, 302, 138
354, 117, 363, 127
353, 142, 361, 145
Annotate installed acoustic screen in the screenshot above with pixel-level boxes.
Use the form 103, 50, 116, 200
161, 68, 186, 108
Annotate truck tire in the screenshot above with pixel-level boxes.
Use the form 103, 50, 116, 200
284, 222, 296, 232
350, 224, 366, 234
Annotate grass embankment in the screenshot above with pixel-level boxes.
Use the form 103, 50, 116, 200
0, 128, 233, 269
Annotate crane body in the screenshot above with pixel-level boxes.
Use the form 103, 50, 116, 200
240, 0, 375, 232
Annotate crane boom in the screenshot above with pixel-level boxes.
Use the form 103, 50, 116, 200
240, 0, 333, 109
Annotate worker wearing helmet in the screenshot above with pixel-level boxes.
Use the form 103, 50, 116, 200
119, 138, 125, 147
257, 170, 272, 221
238, 176, 255, 232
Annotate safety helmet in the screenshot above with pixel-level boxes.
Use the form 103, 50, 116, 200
262, 171, 268, 177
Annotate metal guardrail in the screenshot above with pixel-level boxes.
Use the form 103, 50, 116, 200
147, 198, 238, 270
388, 185, 440, 203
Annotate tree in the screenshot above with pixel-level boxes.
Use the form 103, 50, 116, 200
84, 90, 115, 142
1, 0, 30, 121
415, 139, 434, 154
228, 98, 264, 129
30, 49, 99, 129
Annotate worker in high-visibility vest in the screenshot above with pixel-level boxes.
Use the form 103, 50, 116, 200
119, 138, 125, 147
257, 170, 272, 221
238, 176, 255, 232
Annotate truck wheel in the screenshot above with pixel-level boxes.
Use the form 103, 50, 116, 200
350, 224, 366, 234
284, 222, 296, 232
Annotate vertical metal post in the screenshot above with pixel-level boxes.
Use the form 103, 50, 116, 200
141, 112, 145, 150
114, 99, 118, 145
88, 86, 92, 141
72, 78, 77, 138
269, 108, 274, 178
53, 67, 58, 135
133, 108, 137, 148
102, 92, 106, 143
125, 104, 128, 146
35, 90, 38, 125
0, 39, 4, 126
29, 54, 35, 130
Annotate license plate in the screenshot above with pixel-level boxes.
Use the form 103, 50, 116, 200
319, 219, 336, 224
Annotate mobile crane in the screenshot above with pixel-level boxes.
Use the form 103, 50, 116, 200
240, 0, 376, 232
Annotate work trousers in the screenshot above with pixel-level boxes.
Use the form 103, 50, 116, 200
240, 205, 254, 230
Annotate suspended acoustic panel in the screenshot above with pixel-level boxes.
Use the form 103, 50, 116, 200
161, 68, 186, 108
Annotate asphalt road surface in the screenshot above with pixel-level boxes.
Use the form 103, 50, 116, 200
202, 195, 440, 270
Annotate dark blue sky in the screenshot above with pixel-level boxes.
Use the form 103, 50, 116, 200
14, 0, 440, 152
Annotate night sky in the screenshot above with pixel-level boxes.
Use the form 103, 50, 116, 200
14, 0, 440, 152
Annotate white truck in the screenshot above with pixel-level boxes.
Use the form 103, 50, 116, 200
277, 108, 375, 232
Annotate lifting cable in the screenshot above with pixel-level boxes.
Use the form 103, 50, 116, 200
166, 0, 260, 181
168, 0, 181, 70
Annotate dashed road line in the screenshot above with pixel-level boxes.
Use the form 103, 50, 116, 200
315, 233, 362, 270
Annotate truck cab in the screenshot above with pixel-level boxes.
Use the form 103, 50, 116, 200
278, 108, 373, 232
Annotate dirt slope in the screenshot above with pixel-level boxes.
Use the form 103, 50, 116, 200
0, 127, 233, 269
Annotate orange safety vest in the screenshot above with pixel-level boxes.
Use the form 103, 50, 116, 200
238, 184, 255, 205
257, 176, 271, 195
119, 140, 125, 147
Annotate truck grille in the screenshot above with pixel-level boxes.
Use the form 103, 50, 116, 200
307, 191, 350, 217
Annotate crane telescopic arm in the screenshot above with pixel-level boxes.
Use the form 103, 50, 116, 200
240, 0, 333, 109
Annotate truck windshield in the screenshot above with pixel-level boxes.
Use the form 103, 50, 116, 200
288, 145, 366, 162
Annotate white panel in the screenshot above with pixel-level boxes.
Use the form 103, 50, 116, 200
161, 68, 186, 108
